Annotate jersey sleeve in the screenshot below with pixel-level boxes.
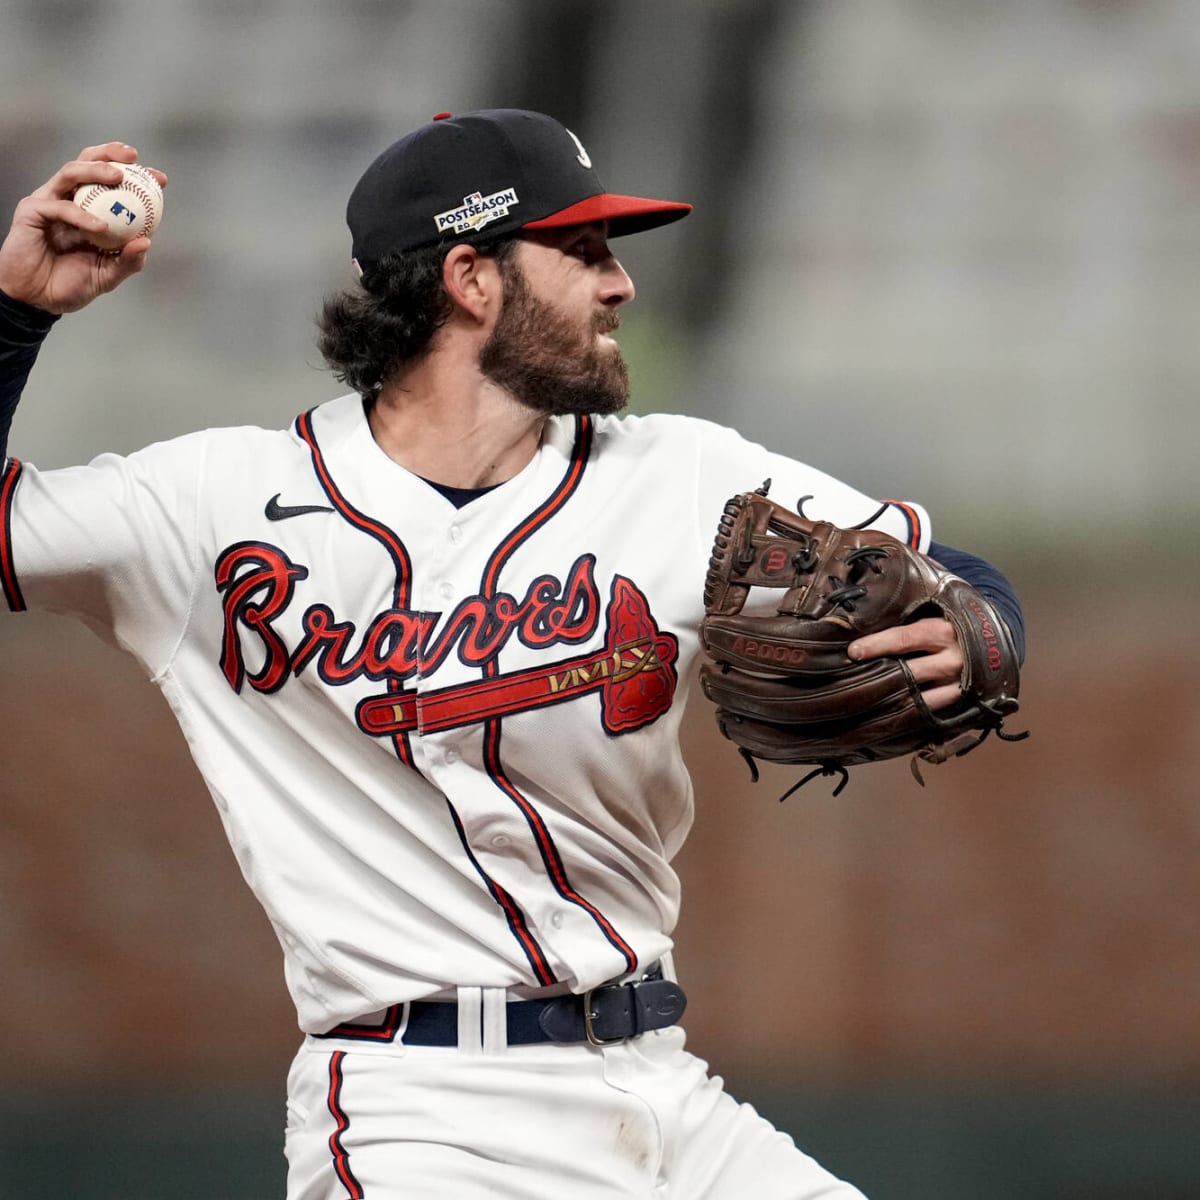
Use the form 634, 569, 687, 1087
1, 432, 207, 676
687, 417, 933, 557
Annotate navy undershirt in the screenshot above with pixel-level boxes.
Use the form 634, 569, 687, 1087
0, 288, 1024, 659
0, 289, 59, 466
421, 478, 501, 509
924, 541, 1025, 661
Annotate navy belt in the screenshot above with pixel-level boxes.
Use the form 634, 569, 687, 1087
404, 965, 687, 1047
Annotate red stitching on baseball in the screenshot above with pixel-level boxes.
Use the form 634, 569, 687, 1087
76, 171, 160, 237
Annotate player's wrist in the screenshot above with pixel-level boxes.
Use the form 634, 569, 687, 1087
0, 285, 62, 332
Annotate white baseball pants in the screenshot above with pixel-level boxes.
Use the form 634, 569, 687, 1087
284, 1012, 867, 1199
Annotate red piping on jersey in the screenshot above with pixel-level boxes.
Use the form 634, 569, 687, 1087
326, 1051, 365, 1199
483, 720, 638, 974
479, 416, 591, 599
444, 800, 557, 984
477, 415, 638, 975
885, 500, 923, 550
316, 1004, 404, 1042
295, 411, 415, 602
294, 406, 556, 986
295, 409, 416, 768
0, 458, 26, 612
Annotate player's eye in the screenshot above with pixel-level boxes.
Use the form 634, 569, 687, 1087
572, 236, 610, 265
560, 223, 610, 264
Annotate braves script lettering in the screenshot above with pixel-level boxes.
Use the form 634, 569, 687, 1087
215, 542, 309, 693
214, 544, 678, 736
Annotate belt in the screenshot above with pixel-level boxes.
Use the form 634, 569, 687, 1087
404, 965, 687, 1048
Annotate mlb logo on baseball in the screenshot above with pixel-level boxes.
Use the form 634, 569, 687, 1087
71, 160, 164, 249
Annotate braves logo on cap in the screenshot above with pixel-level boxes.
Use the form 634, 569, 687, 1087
566, 128, 591, 168
434, 187, 520, 236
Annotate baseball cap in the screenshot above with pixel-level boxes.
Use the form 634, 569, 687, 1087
347, 108, 692, 269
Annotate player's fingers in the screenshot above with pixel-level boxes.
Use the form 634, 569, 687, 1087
73, 146, 166, 188
847, 617, 957, 662
903, 645, 964, 687
7, 194, 112, 250
119, 234, 153, 257
29, 157, 127, 202
95, 238, 151, 273
919, 682, 963, 712
77, 142, 140, 164
111, 238, 153, 278
10, 195, 111, 244
96, 247, 151, 294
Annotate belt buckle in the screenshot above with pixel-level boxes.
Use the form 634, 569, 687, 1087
582, 981, 628, 1047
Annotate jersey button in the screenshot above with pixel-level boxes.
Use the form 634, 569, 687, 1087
491, 834, 510, 849
550, 911, 565, 929
438, 581, 455, 600
449, 525, 463, 544
444, 748, 459, 765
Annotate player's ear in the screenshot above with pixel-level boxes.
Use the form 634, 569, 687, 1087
442, 244, 502, 324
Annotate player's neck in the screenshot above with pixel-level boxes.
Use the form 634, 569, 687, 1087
368, 348, 545, 490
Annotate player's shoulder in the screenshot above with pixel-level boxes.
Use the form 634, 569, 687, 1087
587, 410, 746, 453
117, 426, 297, 492
584, 411, 778, 482
140, 394, 356, 472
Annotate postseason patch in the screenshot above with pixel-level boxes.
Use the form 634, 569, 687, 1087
434, 188, 520, 236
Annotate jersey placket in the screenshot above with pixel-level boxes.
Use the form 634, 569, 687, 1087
408, 446, 640, 986
409, 506, 572, 985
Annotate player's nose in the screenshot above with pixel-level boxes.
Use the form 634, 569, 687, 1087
600, 256, 635, 306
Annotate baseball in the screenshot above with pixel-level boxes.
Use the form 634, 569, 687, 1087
72, 161, 164, 249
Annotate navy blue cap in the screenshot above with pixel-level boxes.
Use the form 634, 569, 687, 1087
347, 108, 692, 268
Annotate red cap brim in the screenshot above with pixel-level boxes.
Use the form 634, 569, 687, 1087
522, 193, 692, 237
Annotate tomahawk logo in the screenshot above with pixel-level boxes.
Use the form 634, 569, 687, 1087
356, 575, 678, 738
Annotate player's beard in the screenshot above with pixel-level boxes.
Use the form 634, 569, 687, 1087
480, 262, 630, 417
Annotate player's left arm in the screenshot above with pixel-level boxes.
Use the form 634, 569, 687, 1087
849, 540, 1025, 711
924, 541, 1025, 660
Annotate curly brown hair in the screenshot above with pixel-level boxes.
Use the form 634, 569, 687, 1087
316, 234, 518, 401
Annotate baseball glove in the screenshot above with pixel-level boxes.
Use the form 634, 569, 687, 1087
699, 483, 1026, 798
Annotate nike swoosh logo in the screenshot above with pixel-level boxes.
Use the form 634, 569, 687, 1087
265, 493, 335, 521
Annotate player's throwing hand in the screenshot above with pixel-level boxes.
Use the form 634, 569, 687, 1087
0, 142, 167, 314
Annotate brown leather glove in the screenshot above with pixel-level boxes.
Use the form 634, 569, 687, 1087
699, 484, 1026, 797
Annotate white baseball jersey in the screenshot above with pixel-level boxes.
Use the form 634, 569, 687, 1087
0, 394, 930, 1033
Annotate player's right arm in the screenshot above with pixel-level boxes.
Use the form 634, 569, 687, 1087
1, 143, 170, 467
1, 145, 195, 674
0, 290, 56, 467
0, 142, 165, 315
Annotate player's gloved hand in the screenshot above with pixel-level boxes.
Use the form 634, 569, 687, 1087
0, 143, 167, 315
848, 615, 966, 712
699, 484, 1027, 797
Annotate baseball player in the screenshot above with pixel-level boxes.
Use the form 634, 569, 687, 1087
0, 112, 1024, 1199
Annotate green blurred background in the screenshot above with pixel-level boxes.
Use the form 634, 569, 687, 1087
2, 1, 1199, 1197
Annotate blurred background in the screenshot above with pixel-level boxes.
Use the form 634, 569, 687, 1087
1, 1, 1198, 1197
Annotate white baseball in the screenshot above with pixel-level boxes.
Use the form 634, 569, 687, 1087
72, 162, 164, 249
